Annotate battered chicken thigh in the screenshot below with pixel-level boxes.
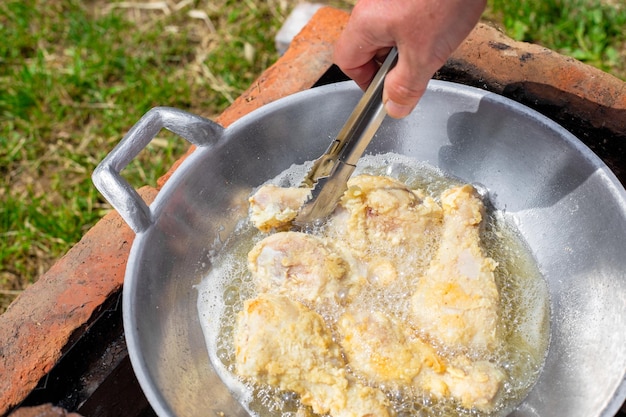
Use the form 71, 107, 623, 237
235, 294, 391, 417
338, 309, 504, 411
247, 231, 362, 305
410, 184, 500, 351
337, 309, 445, 386
330, 175, 443, 258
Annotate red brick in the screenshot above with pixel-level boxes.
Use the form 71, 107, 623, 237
442, 22, 626, 134
0, 187, 158, 415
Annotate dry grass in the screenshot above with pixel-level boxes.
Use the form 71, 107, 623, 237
0, 0, 354, 312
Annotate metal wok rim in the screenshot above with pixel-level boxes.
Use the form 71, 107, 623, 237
122, 80, 626, 417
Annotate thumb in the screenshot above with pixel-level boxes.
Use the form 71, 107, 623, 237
382, 53, 432, 119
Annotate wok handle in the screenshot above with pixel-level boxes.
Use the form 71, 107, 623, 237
92, 106, 225, 233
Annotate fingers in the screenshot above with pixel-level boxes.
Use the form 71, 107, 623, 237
333, 0, 395, 90
334, 0, 487, 118
382, 49, 431, 119
333, 53, 379, 91
333, 26, 384, 89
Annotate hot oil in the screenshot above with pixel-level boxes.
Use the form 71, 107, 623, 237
481, 215, 551, 402
197, 153, 551, 417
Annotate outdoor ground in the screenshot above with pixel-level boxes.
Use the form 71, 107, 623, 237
0, 0, 624, 313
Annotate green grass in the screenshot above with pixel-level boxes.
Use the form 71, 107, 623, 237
0, 0, 624, 312
0, 0, 310, 311
486, 0, 626, 78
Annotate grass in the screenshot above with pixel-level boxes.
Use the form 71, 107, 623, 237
0, 0, 624, 313
0, 0, 331, 311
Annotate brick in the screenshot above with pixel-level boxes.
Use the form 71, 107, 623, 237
0, 187, 158, 415
443, 22, 626, 133
437, 22, 626, 180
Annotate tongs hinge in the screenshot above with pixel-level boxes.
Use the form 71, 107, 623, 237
294, 47, 399, 227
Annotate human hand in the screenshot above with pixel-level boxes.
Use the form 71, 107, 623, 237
334, 0, 486, 118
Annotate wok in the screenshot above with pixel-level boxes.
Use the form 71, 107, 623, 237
92, 80, 626, 417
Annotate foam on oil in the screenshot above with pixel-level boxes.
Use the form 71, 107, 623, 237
197, 153, 551, 417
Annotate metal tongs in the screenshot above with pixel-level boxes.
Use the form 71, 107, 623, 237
294, 47, 399, 228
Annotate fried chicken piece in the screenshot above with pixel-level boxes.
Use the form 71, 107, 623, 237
434, 356, 505, 411
337, 309, 444, 386
248, 184, 310, 232
234, 294, 391, 417
247, 231, 363, 305
333, 174, 443, 251
337, 309, 504, 411
410, 184, 500, 351
328, 175, 443, 285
